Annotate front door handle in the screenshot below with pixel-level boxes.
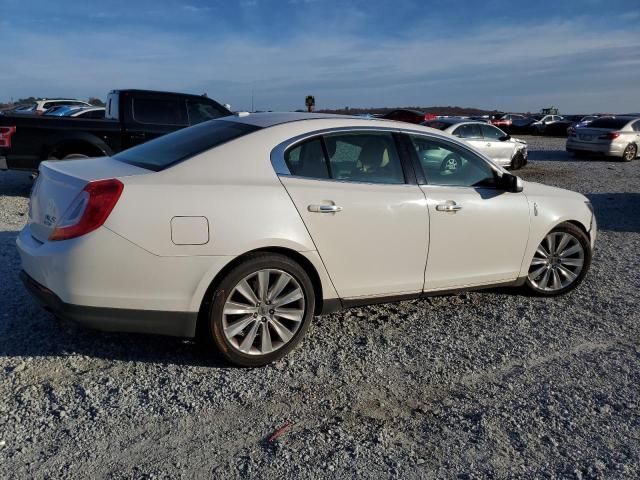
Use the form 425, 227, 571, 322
436, 202, 462, 212
308, 204, 343, 213
486, 143, 491, 147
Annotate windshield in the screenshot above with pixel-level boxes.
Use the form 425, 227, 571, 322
114, 120, 261, 171
588, 118, 630, 129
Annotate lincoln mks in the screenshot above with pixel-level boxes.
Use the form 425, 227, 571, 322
18, 113, 596, 366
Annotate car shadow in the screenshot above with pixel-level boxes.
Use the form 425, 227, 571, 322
0, 231, 228, 368
0, 170, 33, 197
586, 193, 640, 233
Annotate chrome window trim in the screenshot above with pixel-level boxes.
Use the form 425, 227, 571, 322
270, 125, 501, 179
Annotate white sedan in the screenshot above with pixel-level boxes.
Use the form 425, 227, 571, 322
18, 113, 596, 366
422, 118, 528, 169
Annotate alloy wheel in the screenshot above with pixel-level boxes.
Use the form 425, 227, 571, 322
623, 144, 637, 161
528, 231, 585, 292
222, 269, 305, 356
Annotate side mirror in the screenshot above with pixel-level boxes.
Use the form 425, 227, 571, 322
499, 134, 511, 141
500, 173, 523, 193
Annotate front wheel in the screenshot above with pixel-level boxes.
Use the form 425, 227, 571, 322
510, 151, 525, 170
204, 253, 315, 367
525, 223, 592, 296
622, 144, 637, 162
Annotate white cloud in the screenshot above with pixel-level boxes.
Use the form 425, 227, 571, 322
1, 18, 638, 112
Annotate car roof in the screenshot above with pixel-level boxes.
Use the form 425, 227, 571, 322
425, 118, 485, 126
219, 112, 359, 128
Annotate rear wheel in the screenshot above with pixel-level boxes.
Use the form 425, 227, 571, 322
622, 144, 637, 162
525, 223, 591, 296
204, 253, 315, 367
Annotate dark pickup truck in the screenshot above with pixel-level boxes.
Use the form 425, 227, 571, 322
0, 89, 231, 171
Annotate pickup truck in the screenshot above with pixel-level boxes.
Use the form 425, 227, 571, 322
0, 89, 231, 171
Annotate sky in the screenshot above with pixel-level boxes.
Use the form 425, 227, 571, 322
1, 0, 639, 113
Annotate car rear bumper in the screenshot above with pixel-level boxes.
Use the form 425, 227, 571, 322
566, 138, 623, 157
20, 271, 198, 337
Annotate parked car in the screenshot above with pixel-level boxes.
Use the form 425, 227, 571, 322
490, 113, 526, 132
0, 89, 231, 171
567, 115, 599, 135
32, 99, 92, 114
381, 109, 433, 124
566, 116, 640, 161
69, 107, 106, 119
18, 113, 596, 366
531, 115, 573, 136
43, 105, 84, 116
6, 104, 37, 115
422, 118, 527, 169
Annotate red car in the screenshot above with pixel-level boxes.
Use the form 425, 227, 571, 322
382, 109, 436, 124
491, 113, 526, 129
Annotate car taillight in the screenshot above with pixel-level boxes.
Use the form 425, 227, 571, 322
0, 126, 16, 148
598, 132, 620, 140
49, 179, 124, 241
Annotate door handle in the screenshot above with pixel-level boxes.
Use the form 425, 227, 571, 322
308, 204, 343, 213
486, 143, 491, 147
436, 202, 462, 212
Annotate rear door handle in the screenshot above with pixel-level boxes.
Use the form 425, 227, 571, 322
308, 204, 343, 213
436, 202, 462, 212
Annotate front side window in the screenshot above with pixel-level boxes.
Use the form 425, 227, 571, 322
481, 124, 504, 140
453, 123, 482, 139
408, 134, 497, 188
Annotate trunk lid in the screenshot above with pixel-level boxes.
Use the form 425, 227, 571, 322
574, 127, 619, 143
28, 157, 149, 242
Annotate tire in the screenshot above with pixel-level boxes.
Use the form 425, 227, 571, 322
440, 154, 461, 172
524, 222, 592, 296
203, 253, 315, 367
622, 144, 637, 162
510, 151, 524, 170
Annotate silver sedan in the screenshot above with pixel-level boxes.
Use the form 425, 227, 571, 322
422, 119, 528, 170
566, 116, 640, 161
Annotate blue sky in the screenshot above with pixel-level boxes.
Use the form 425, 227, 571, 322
1, 0, 639, 112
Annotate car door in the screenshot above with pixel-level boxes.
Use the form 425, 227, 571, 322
480, 124, 513, 164
405, 133, 530, 290
277, 131, 429, 299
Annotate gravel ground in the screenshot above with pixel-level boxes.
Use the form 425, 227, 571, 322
1, 136, 639, 479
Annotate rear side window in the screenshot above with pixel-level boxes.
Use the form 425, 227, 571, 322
285, 138, 329, 179
132, 97, 188, 125
114, 120, 261, 171
589, 118, 630, 130
284, 132, 405, 185
633, 121, 640, 132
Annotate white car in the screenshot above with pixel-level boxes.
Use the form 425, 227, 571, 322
17, 113, 597, 366
422, 118, 528, 169
33, 99, 92, 114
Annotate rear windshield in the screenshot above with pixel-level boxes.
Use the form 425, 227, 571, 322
588, 118, 630, 129
421, 120, 451, 130
114, 120, 261, 171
